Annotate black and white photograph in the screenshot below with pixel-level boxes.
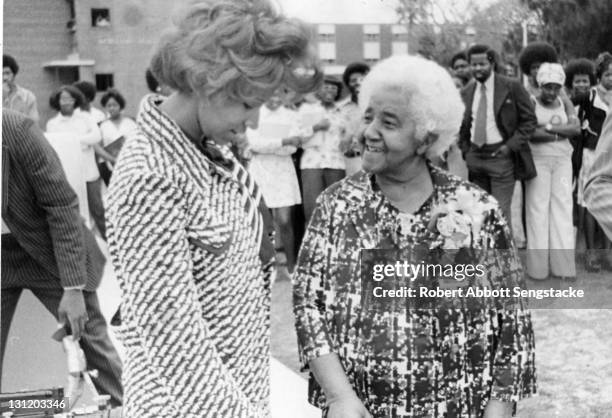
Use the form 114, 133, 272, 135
1, 0, 612, 417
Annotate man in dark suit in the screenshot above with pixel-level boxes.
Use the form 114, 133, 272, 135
459, 44, 537, 226
1, 110, 122, 406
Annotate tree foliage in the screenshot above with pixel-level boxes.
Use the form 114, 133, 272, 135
394, 0, 476, 65
521, 0, 612, 59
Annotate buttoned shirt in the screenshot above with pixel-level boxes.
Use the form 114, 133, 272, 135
3, 84, 39, 122
470, 74, 503, 145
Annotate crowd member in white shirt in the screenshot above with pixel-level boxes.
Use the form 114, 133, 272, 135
73, 81, 106, 124
46, 85, 106, 240
72, 81, 116, 185
298, 76, 346, 224
98, 89, 138, 184
247, 91, 303, 272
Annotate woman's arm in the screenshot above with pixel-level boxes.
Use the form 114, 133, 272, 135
530, 127, 557, 142
545, 115, 581, 138
246, 128, 297, 155
106, 170, 262, 416
293, 194, 370, 417
78, 113, 102, 145
92, 143, 117, 164
310, 354, 372, 418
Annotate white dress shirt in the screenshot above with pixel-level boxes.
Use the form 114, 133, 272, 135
470, 74, 503, 145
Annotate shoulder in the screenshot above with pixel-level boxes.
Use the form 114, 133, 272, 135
317, 170, 370, 208
16, 85, 37, 101
2, 110, 34, 148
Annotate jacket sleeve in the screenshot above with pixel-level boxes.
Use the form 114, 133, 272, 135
13, 116, 87, 288
293, 194, 339, 369
584, 113, 612, 240
506, 80, 537, 152
106, 169, 263, 417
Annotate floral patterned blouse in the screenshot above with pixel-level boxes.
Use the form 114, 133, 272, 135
293, 165, 536, 418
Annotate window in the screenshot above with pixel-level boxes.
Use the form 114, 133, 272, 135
318, 42, 336, 62
363, 24, 380, 42
91, 8, 111, 27
363, 42, 380, 60
318, 24, 336, 42
392, 25, 408, 41
95, 73, 114, 91
391, 42, 409, 55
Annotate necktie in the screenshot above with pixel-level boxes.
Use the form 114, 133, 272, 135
473, 83, 487, 147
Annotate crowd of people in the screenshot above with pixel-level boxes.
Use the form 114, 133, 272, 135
2, 0, 612, 416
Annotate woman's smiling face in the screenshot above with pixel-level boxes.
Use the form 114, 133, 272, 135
361, 86, 420, 178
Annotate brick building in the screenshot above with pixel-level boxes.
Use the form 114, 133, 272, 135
3, 0, 409, 126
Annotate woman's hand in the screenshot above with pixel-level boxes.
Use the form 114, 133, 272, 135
327, 393, 372, 418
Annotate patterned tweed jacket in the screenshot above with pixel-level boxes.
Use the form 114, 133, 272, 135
106, 97, 270, 417
294, 166, 536, 417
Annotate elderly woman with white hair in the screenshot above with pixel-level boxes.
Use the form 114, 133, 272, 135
105, 0, 321, 416
524, 63, 580, 280
293, 55, 536, 418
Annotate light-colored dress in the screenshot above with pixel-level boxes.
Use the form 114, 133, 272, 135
106, 97, 271, 417
46, 112, 101, 182
247, 106, 302, 208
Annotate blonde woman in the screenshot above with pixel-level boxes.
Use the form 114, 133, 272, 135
105, 1, 321, 416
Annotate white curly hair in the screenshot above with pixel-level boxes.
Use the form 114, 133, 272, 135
359, 54, 465, 158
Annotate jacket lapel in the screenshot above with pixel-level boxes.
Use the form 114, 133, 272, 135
493, 75, 510, 117
463, 80, 477, 111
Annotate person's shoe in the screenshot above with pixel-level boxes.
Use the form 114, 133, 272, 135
526, 274, 549, 281
585, 252, 601, 272
599, 251, 612, 271
552, 275, 577, 282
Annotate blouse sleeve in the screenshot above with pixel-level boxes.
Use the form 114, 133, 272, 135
78, 113, 102, 146
478, 207, 537, 406
293, 193, 340, 369
107, 170, 263, 417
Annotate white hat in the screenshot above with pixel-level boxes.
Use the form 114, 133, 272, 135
537, 62, 566, 86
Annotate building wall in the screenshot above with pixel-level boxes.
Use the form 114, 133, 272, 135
335, 24, 365, 66
3, 0, 73, 127
73, 0, 172, 119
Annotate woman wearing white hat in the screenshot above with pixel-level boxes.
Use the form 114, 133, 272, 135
525, 62, 580, 280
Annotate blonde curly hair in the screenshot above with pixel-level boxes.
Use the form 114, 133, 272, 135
150, 0, 322, 105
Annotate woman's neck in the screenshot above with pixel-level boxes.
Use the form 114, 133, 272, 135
537, 96, 560, 108
160, 92, 202, 141
375, 159, 434, 213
